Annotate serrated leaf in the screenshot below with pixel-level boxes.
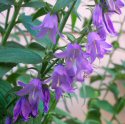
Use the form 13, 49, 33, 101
0, 47, 42, 64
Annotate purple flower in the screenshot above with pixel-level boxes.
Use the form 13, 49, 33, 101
106, 0, 124, 14
42, 87, 50, 113
55, 43, 93, 81
93, 4, 103, 27
5, 117, 12, 124
93, 4, 117, 36
32, 13, 61, 44
13, 97, 31, 122
51, 65, 74, 100
86, 32, 112, 62
16, 79, 50, 116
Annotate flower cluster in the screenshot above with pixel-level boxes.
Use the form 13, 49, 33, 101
13, 1, 124, 122
13, 79, 50, 122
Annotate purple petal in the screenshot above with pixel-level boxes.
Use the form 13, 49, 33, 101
16, 84, 34, 96
36, 28, 48, 39
55, 87, 63, 100
21, 97, 31, 120
13, 98, 21, 122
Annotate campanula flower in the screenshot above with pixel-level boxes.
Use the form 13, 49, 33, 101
13, 97, 31, 122
51, 65, 74, 100
93, 4, 117, 36
55, 43, 93, 82
106, 0, 124, 14
32, 13, 61, 44
16, 79, 50, 116
86, 32, 112, 62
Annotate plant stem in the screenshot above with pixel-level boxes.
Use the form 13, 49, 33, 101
42, 99, 57, 124
5, 8, 10, 29
53, 0, 77, 50
1, 0, 23, 46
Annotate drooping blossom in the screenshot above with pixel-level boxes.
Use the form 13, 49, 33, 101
55, 43, 93, 82
86, 32, 112, 62
93, 4, 117, 36
32, 13, 61, 44
106, 0, 124, 14
13, 97, 31, 122
5, 117, 12, 124
51, 65, 74, 100
16, 79, 50, 116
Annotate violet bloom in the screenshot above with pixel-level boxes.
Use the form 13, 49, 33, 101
5, 117, 12, 124
106, 0, 124, 14
93, 4, 117, 36
42, 87, 50, 113
13, 97, 31, 122
32, 13, 60, 44
55, 43, 93, 82
52, 65, 74, 100
16, 79, 50, 115
86, 32, 112, 62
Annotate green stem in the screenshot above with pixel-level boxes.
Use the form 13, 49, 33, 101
1, 0, 23, 46
42, 99, 57, 124
5, 8, 10, 29
53, 0, 77, 50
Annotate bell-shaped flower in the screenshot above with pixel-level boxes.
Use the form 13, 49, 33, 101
106, 0, 124, 14
13, 97, 31, 122
86, 32, 112, 62
93, 4, 117, 36
16, 79, 50, 116
55, 43, 93, 82
32, 13, 61, 44
51, 65, 74, 100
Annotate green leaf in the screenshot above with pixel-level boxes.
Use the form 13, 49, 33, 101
6, 41, 24, 48
53, 116, 67, 124
0, 47, 42, 64
19, 13, 41, 36
0, 0, 14, 5
0, 80, 12, 119
71, 0, 81, 31
85, 101, 101, 124
54, 108, 71, 118
90, 75, 104, 83
27, 42, 45, 58
0, 4, 11, 12
114, 97, 125, 114
52, 0, 75, 13
108, 83, 119, 98
80, 85, 100, 98
22, 1, 45, 8
65, 119, 83, 124
0, 63, 16, 78
95, 100, 115, 114
32, 7, 48, 21
112, 41, 119, 49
